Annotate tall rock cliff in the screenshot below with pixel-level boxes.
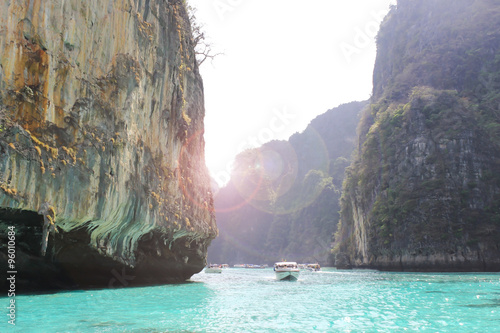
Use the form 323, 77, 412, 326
0, 0, 216, 291
334, 0, 500, 271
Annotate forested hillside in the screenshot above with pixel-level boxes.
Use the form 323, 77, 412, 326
209, 101, 367, 265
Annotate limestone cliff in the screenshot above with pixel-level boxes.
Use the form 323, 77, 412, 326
334, 0, 500, 271
0, 0, 216, 291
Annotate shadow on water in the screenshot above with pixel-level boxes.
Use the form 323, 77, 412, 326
462, 298, 500, 308
3, 278, 204, 297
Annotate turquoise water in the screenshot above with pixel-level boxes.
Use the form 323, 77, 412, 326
2, 268, 500, 332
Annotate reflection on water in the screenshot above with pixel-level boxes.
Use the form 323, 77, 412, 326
2, 268, 500, 332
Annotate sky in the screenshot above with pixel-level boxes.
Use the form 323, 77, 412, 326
187, 0, 397, 185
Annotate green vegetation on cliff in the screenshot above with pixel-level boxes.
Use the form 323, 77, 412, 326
334, 0, 500, 271
209, 101, 367, 265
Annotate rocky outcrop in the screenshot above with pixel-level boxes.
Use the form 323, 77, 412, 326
334, 0, 500, 271
0, 0, 216, 291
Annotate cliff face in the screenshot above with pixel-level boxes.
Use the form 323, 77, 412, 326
334, 0, 500, 271
0, 0, 216, 291
210, 102, 366, 265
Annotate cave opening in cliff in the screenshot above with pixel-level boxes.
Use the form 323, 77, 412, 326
0, 207, 43, 225
0, 208, 44, 256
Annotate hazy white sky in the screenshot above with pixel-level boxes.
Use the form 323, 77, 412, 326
187, 0, 396, 185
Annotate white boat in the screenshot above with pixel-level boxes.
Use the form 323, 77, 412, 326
274, 262, 300, 281
306, 263, 321, 272
205, 264, 222, 273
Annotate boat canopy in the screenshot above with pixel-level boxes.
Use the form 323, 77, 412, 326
274, 262, 298, 268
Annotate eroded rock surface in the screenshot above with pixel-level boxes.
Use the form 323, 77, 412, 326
0, 0, 216, 291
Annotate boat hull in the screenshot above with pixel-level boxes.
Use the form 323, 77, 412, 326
275, 270, 300, 281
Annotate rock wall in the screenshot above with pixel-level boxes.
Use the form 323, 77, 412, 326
334, 0, 500, 271
0, 0, 216, 291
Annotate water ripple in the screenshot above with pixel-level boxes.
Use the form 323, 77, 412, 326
4, 268, 500, 332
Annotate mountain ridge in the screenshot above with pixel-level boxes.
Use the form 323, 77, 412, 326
210, 101, 367, 265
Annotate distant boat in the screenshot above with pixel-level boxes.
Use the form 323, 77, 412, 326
306, 263, 321, 272
274, 262, 300, 281
233, 264, 245, 268
245, 264, 266, 269
221, 264, 230, 269
205, 264, 222, 273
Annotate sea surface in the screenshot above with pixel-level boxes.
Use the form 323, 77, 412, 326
2, 268, 500, 332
